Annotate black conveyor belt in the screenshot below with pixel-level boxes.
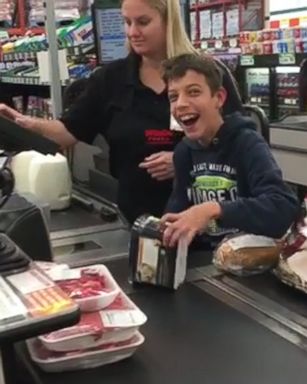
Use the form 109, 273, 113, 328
228, 272, 307, 318
16, 258, 307, 384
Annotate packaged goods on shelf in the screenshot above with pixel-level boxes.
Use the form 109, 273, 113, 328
28, 0, 84, 26
0, 0, 15, 27
240, 27, 307, 55
11, 95, 53, 119
1, 16, 94, 54
26, 263, 147, 372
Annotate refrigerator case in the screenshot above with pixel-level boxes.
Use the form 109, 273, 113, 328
245, 68, 270, 118
276, 66, 300, 120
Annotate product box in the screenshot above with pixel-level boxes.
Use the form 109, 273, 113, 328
129, 215, 188, 290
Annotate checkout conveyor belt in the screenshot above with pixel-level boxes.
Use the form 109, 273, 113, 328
196, 265, 307, 351
15, 257, 307, 384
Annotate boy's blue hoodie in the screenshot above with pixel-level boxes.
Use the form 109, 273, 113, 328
166, 112, 300, 239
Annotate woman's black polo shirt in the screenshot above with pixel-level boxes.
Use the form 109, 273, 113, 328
61, 54, 182, 223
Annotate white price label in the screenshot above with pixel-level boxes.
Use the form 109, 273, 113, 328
229, 38, 238, 48
215, 40, 223, 49
0, 277, 27, 322
48, 268, 81, 282
279, 53, 295, 65
7, 270, 54, 294
201, 41, 208, 50
240, 55, 254, 66
100, 310, 145, 328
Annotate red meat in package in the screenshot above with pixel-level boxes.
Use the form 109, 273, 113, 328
43, 294, 134, 341
33, 335, 139, 360
56, 269, 111, 299
282, 220, 307, 258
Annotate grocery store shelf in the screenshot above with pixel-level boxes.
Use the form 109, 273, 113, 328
190, 0, 236, 11
240, 53, 307, 68
7, 27, 45, 36
1, 44, 95, 62
277, 104, 300, 109
0, 75, 73, 86
250, 102, 270, 109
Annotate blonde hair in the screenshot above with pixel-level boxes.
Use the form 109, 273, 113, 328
121, 0, 197, 58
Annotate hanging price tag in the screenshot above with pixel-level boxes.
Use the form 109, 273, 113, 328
280, 19, 289, 29
200, 41, 208, 50
229, 38, 238, 48
300, 16, 307, 27
279, 53, 295, 65
240, 55, 254, 66
214, 40, 223, 49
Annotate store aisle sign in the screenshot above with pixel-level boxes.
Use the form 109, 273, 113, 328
279, 53, 296, 65
240, 55, 255, 66
94, 0, 127, 63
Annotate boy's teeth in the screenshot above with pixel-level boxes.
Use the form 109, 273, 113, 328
181, 114, 197, 122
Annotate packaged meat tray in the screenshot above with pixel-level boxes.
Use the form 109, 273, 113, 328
274, 221, 307, 293
27, 332, 145, 372
51, 265, 120, 312
274, 250, 307, 294
39, 292, 147, 351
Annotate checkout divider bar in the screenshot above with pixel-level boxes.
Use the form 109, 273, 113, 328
193, 266, 307, 351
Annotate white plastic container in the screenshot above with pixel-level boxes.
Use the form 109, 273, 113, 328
29, 153, 72, 210
11, 150, 72, 211
11, 150, 38, 192
53, 265, 121, 312
27, 332, 145, 372
39, 292, 147, 352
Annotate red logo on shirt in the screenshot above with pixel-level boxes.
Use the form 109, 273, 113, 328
145, 130, 173, 145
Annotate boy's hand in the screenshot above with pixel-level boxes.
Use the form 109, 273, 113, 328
139, 151, 174, 181
161, 202, 222, 248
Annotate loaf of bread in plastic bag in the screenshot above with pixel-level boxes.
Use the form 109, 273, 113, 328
213, 234, 280, 276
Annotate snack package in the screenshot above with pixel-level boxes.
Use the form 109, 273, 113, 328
129, 215, 188, 290
213, 233, 280, 276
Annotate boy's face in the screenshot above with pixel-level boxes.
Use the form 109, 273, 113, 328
168, 70, 226, 144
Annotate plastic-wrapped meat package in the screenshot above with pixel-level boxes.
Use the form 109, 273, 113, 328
27, 332, 145, 372
39, 292, 147, 351
274, 221, 307, 293
50, 265, 120, 312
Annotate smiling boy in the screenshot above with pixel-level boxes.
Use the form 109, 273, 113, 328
160, 54, 299, 248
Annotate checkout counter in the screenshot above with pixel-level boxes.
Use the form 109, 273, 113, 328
15, 254, 307, 384
2, 118, 307, 384
11, 185, 307, 383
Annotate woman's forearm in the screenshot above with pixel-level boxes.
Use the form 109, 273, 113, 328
0, 103, 78, 149
25, 117, 78, 149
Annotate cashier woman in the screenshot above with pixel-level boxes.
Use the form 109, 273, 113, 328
0, 0, 196, 224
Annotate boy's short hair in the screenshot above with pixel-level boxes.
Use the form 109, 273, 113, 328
162, 54, 223, 95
